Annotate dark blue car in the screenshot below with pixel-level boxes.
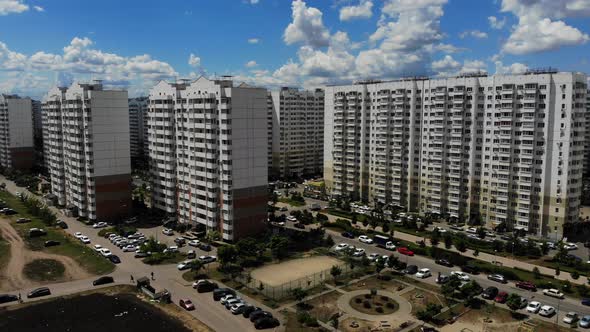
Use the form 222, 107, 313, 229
582, 298, 590, 306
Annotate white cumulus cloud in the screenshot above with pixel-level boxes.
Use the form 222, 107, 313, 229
245, 60, 257, 68
0, 0, 28, 15
339, 0, 373, 21
488, 16, 506, 29
188, 53, 201, 67
284, 0, 330, 48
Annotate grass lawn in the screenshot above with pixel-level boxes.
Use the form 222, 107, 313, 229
401, 288, 444, 315
23, 258, 65, 282
279, 198, 306, 207
0, 191, 115, 275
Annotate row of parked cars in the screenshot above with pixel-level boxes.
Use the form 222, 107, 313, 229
74, 232, 121, 264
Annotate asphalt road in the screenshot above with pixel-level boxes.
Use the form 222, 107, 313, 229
0, 177, 267, 332
327, 229, 590, 328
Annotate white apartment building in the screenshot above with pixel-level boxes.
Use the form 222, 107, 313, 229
268, 87, 324, 179
148, 77, 268, 241
129, 97, 148, 159
0, 94, 34, 170
585, 91, 590, 177
324, 71, 587, 239
42, 82, 132, 221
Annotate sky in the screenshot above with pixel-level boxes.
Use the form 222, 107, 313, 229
0, 0, 589, 99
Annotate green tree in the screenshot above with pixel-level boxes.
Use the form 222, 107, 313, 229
454, 235, 467, 252
351, 214, 358, 225
330, 265, 342, 280
532, 267, 541, 279
476, 227, 486, 239
416, 303, 442, 323
382, 222, 390, 234
206, 230, 221, 242
290, 287, 309, 305
217, 245, 239, 266
540, 241, 550, 255
443, 233, 453, 249
324, 235, 335, 247
387, 255, 398, 269
375, 258, 385, 276
506, 293, 523, 313
431, 229, 440, 246
268, 235, 290, 259
189, 259, 204, 277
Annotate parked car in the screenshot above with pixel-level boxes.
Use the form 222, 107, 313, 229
16, 218, 31, 224
123, 245, 137, 252
79, 236, 91, 244
243, 305, 262, 318
494, 292, 508, 303
526, 301, 542, 313
162, 228, 174, 236
435, 274, 449, 284
582, 298, 590, 306
199, 255, 217, 264
108, 255, 121, 264
341, 231, 354, 239
56, 220, 68, 229
179, 298, 195, 311
194, 280, 218, 293
482, 286, 499, 300
293, 223, 305, 229
403, 265, 418, 275
28, 228, 47, 237
199, 243, 212, 252
92, 276, 114, 286
163, 246, 179, 253
358, 235, 373, 244
254, 317, 280, 329
539, 305, 556, 317
435, 258, 453, 267
225, 298, 243, 310
579, 315, 590, 328
44, 240, 60, 247
100, 248, 112, 257
92, 222, 108, 228
187, 250, 196, 259
564, 243, 578, 250
174, 237, 186, 246
334, 243, 349, 251
188, 239, 200, 247
450, 271, 470, 281
563, 312, 579, 324
230, 303, 247, 314
487, 274, 507, 284
460, 265, 479, 274
0, 294, 18, 304
27, 287, 51, 298
515, 281, 537, 292
543, 288, 564, 299
416, 268, 431, 279
352, 248, 365, 257
177, 260, 193, 271
134, 251, 150, 258
250, 310, 273, 322
213, 288, 235, 301
397, 247, 414, 256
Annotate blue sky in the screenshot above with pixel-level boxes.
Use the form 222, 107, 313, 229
0, 0, 589, 98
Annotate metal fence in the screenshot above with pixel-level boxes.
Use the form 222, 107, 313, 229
237, 262, 353, 300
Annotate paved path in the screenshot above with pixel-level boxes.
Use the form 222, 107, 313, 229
336, 289, 412, 322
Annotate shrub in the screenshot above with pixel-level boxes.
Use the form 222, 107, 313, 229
355, 298, 362, 304
386, 302, 395, 309
363, 301, 371, 309
364, 294, 372, 299
380, 295, 389, 301
572, 271, 580, 279
376, 307, 384, 313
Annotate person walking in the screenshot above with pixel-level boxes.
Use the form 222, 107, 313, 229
18, 293, 22, 303
151, 272, 154, 280
130, 275, 134, 283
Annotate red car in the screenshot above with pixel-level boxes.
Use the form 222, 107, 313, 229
515, 281, 537, 292
494, 292, 508, 303
397, 247, 414, 256
179, 298, 195, 311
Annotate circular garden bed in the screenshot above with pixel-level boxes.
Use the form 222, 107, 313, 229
349, 293, 399, 315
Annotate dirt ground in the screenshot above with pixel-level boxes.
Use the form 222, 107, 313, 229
0, 218, 90, 291
401, 288, 444, 315
306, 290, 342, 322
251, 256, 342, 286
343, 276, 406, 293
0, 288, 208, 332
340, 317, 408, 332
440, 305, 521, 332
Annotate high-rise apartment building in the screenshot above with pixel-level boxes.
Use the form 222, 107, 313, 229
268, 88, 324, 179
42, 82, 132, 221
148, 77, 268, 241
0, 94, 34, 170
324, 72, 587, 239
584, 91, 590, 177
32, 99, 45, 170
129, 97, 148, 160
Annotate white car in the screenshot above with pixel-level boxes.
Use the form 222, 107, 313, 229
92, 222, 108, 229
230, 303, 246, 314
286, 216, 297, 222
433, 227, 447, 234
539, 305, 556, 317
334, 243, 349, 251
563, 243, 578, 250
100, 248, 112, 257
526, 301, 542, 313
352, 248, 365, 257
416, 268, 432, 279
450, 271, 470, 281
385, 241, 396, 250
177, 260, 193, 271
220, 294, 239, 305
93, 244, 103, 252
122, 245, 137, 252
358, 235, 373, 244
368, 253, 380, 261
163, 246, 179, 253
188, 240, 200, 247
543, 288, 564, 299
74, 232, 83, 239
79, 236, 91, 244
162, 228, 174, 236
466, 227, 477, 234
563, 312, 579, 324
108, 234, 118, 241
